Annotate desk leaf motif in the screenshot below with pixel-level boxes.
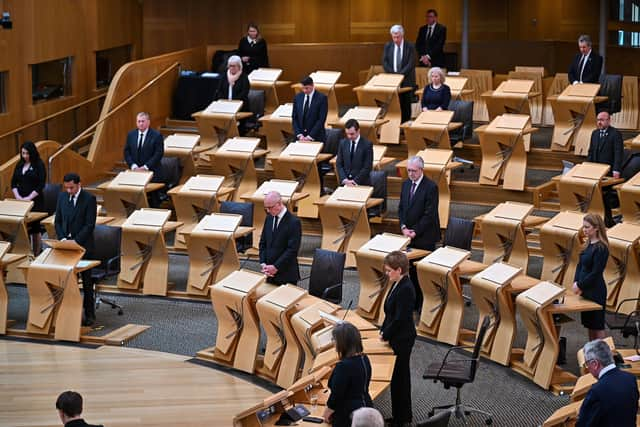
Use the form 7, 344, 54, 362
368, 268, 389, 299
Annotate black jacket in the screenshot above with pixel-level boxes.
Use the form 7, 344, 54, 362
415, 23, 447, 68
326, 354, 373, 427
124, 128, 164, 175
292, 90, 328, 142
215, 72, 250, 111
382, 40, 416, 88
54, 189, 97, 253
336, 136, 373, 185
568, 51, 603, 84
237, 37, 269, 74
398, 176, 440, 250
65, 419, 104, 427
588, 126, 624, 175
11, 159, 46, 212
258, 210, 302, 285
380, 275, 417, 346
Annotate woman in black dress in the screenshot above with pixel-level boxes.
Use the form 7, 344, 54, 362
421, 66, 451, 111
237, 23, 269, 75
572, 213, 609, 340
216, 55, 251, 135
323, 322, 373, 427
379, 250, 416, 427
11, 141, 46, 253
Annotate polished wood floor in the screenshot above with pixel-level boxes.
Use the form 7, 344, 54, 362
0, 340, 271, 426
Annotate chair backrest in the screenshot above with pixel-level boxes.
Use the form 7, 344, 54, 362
443, 216, 475, 251
42, 183, 61, 215
598, 74, 623, 114
247, 89, 265, 118
622, 150, 640, 181
159, 156, 182, 189
469, 316, 491, 381
323, 128, 343, 155
368, 170, 387, 217
309, 248, 345, 304
211, 50, 236, 73
92, 225, 122, 271
220, 201, 254, 251
448, 100, 474, 143
416, 410, 451, 427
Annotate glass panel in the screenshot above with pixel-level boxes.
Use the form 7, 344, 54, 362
96, 45, 131, 89
31, 57, 73, 103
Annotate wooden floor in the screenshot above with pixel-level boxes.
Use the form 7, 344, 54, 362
0, 340, 271, 426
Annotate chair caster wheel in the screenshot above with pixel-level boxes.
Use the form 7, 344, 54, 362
428, 411, 434, 417
117, 310, 123, 315
486, 418, 493, 425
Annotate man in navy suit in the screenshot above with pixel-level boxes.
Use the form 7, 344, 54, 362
415, 9, 447, 68
577, 339, 638, 427
259, 191, 302, 285
568, 34, 603, 85
382, 24, 416, 123
292, 76, 328, 142
336, 119, 373, 187
56, 391, 104, 427
399, 156, 440, 311
123, 112, 165, 207
54, 173, 97, 326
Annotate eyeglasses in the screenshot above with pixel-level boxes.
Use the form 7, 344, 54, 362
407, 168, 420, 173
264, 204, 277, 211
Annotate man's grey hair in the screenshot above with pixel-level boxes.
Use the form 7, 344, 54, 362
578, 34, 592, 47
390, 24, 404, 36
583, 339, 614, 366
408, 155, 425, 169
351, 407, 384, 427
227, 55, 243, 70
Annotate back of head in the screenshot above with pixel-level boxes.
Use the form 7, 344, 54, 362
56, 391, 83, 418
331, 321, 363, 359
351, 407, 384, 427
583, 339, 614, 366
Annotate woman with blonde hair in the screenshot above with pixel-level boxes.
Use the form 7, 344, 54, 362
572, 213, 609, 340
420, 66, 451, 111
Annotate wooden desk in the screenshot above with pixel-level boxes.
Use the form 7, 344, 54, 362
328, 106, 387, 145
163, 133, 200, 183
192, 99, 245, 149
482, 79, 540, 122
539, 211, 584, 289
99, 171, 162, 226
354, 73, 405, 144
0, 244, 26, 334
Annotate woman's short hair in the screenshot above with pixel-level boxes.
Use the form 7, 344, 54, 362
331, 321, 363, 359
429, 67, 446, 84
384, 250, 409, 275
227, 55, 243, 70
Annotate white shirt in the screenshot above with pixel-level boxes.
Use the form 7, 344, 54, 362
247, 36, 257, 45
348, 135, 361, 153
411, 174, 424, 189
132, 129, 148, 170
69, 188, 81, 207
393, 42, 403, 73
575, 50, 592, 84
598, 363, 616, 379
273, 206, 287, 229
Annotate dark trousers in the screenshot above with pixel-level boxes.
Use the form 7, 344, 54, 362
602, 188, 619, 228
390, 337, 415, 423
399, 89, 414, 123
81, 269, 94, 317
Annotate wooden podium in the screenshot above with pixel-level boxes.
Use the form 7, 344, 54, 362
549, 83, 602, 154
477, 114, 536, 190
259, 103, 294, 158
25, 239, 86, 341
355, 74, 405, 144
206, 137, 262, 201
117, 209, 171, 296
0, 199, 33, 283
163, 133, 200, 184
0, 242, 26, 334
558, 162, 610, 216
168, 174, 226, 249
480, 202, 533, 271
539, 211, 585, 288
185, 213, 242, 297
330, 106, 385, 145
512, 281, 601, 391
192, 100, 245, 150
271, 142, 324, 218
290, 300, 339, 376
255, 284, 308, 387
470, 262, 525, 365
445, 75, 474, 101
416, 246, 470, 345
605, 223, 640, 314
482, 79, 539, 121
208, 269, 269, 374
101, 170, 155, 226
249, 68, 285, 114
618, 171, 640, 224
402, 110, 455, 156
355, 233, 410, 324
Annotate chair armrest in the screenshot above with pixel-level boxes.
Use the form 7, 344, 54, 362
615, 298, 640, 315
105, 255, 120, 276
320, 283, 342, 300
434, 345, 477, 378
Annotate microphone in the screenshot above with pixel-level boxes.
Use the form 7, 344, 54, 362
342, 300, 353, 321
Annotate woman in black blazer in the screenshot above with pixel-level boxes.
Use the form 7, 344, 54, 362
237, 23, 269, 75
379, 250, 416, 427
323, 322, 373, 427
572, 213, 609, 341
11, 141, 46, 253
216, 55, 251, 135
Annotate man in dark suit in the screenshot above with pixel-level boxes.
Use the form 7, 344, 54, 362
336, 119, 373, 187
382, 24, 416, 124
292, 76, 328, 142
259, 191, 302, 285
123, 112, 165, 207
588, 111, 624, 226
577, 339, 638, 427
399, 156, 440, 311
54, 173, 97, 326
568, 34, 603, 85
415, 9, 447, 68
56, 391, 104, 427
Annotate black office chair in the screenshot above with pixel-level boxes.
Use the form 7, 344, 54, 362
220, 201, 254, 253
605, 298, 640, 354
244, 89, 266, 133
318, 128, 343, 180
300, 248, 346, 305
597, 74, 623, 115
622, 149, 640, 181
416, 410, 452, 427
448, 100, 475, 168
90, 225, 124, 315
443, 216, 475, 307
42, 183, 62, 215
367, 170, 387, 218
423, 316, 493, 425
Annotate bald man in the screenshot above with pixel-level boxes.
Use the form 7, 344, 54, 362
259, 191, 302, 285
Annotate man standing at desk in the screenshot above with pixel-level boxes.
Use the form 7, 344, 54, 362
588, 111, 624, 227
259, 191, 302, 285
292, 76, 328, 142
124, 112, 164, 207
382, 24, 416, 124
336, 119, 373, 187
54, 173, 97, 326
568, 35, 603, 85
399, 156, 440, 311
415, 9, 447, 68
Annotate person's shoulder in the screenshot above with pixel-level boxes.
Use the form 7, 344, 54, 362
404, 40, 415, 48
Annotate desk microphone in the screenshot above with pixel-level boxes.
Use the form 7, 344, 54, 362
342, 300, 353, 321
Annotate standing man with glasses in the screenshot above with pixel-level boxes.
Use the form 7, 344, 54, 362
259, 191, 302, 285
568, 34, 603, 85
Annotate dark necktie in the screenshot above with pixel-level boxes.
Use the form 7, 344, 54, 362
410, 181, 417, 200
578, 55, 586, 81
350, 141, 356, 163
273, 216, 279, 233
303, 95, 310, 124
137, 132, 144, 163
427, 26, 433, 40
